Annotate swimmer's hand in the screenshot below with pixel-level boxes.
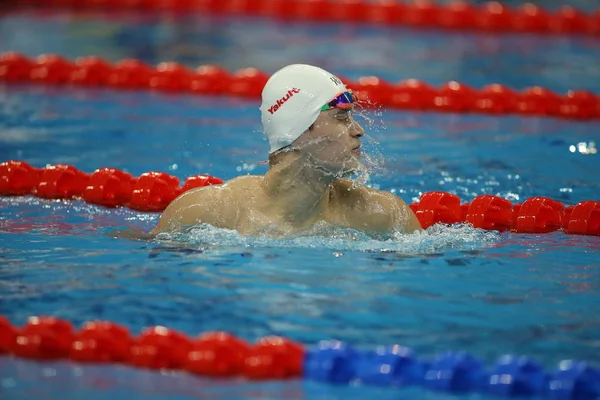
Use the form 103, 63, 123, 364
108, 228, 156, 241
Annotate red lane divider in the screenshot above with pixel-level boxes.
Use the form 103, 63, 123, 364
465, 194, 513, 232
0, 160, 223, 212
36, 164, 90, 199
1, 160, 599, 236
15, 0, 600, 37
1, 314, 304, 379
410, 191, 600, 235
2, 313, 600, 399
1, 52, 600, 120
83, 168, 136, 208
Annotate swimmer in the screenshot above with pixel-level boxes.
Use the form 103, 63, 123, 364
150, 64, 422, 238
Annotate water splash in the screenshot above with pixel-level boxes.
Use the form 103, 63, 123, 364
349, 105, 389, 188
156, 222, 502, 255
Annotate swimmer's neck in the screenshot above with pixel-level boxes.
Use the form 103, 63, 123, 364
260, 155, 337, 226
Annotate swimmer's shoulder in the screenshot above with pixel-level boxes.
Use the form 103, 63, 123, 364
331, 179, 422, 232
150, 175, 264, 235
331, 178, 401, 203
171, 174, 263, 209
227, 174, 263, 187
330, 178, 373, 201
176, 174, 260, 198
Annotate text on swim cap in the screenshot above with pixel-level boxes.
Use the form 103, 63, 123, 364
329, 75, 342, 86
268, 88, 301, 114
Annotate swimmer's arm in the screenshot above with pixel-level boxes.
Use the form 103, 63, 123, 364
150, 187, 236, 235
388, 193, 423, 233
360, 186, 422, 233
333, 180, 422, 234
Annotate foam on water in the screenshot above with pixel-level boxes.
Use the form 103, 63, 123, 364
0, 196, 502, 255
156, 222, 502, 254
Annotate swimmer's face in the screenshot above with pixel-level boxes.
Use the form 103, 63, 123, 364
294, 107, 364, 176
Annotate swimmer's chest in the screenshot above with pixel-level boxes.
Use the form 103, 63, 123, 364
326, 185, 397, 233
230, 192, 320, 236
233, 186, 395, 235
226, 184, 295, 235
234, 207, 298, 237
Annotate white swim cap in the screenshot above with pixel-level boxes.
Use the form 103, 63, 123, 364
260, 64, 348, 154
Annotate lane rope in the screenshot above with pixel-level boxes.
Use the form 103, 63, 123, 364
1, 52, 600, 120
2, 160, 599, 235
13, 0, 600, 37
1, 314, 599, 399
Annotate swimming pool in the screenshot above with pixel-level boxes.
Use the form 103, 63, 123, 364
1, 3, 600, 400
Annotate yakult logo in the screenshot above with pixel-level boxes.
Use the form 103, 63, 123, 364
268, 88, 301, 114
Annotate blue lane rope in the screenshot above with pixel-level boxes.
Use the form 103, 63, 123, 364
303, 341, 600, 399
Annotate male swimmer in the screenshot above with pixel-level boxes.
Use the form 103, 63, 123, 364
150, 64, 422, 238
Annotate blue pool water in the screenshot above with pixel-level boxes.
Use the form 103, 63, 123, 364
1, 5, 600, 400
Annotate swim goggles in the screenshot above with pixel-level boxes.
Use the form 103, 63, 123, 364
321, 90, 358, 112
